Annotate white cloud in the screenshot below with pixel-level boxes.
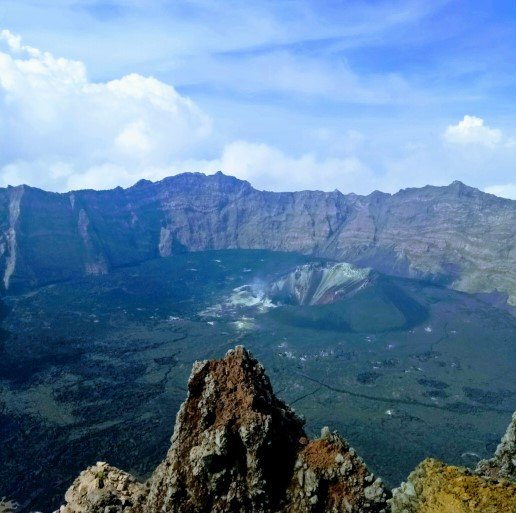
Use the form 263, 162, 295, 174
0, 30, 211, 191
484, 184, 516, 200
444, 115, 504, 148
1, 30, 514, 198
179, 140, 374, 193
0, 30, 376, 194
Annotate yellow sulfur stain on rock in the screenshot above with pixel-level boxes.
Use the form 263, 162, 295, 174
390, 459, 516, 513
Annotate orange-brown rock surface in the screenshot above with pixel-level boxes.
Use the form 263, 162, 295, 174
56, 346, 516, 513
285, 429, 388, 513
58, 346, 390, 513
388, 410, 516, 513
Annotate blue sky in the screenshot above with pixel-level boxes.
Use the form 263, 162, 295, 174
1, 0, 515, 197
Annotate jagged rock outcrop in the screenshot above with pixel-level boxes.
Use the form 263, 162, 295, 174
389, 412, 516, 512
1, 173, 515, 305
285, 428, 388, 513
53, 349, 516, 513
58, 463, 146, 513
145, 345, 307, 512
476, 411, 516, 481
58, 346, 390, 513
388, 458, 516, 513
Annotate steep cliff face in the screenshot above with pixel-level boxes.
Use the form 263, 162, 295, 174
1, 173, 515, 304
58, 346, 390, 513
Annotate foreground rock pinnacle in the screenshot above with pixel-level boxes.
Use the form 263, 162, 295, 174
147, 345, 390, 513
146, 345, 308, 512
59, 346, 390, 513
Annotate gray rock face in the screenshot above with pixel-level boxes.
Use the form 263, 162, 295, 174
57, 347, 390, 513
146, 345, 307, 513
476, 411, 516, 481
57, 462, 146, 513
285, 427, 389, 513
0, 499, 18, 513
1, 173, 514, 304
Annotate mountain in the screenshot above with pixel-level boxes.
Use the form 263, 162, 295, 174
54, 347, 516, 513
2, 247, 514, 511
0, 173, 514, 305
58, 346, 391, 513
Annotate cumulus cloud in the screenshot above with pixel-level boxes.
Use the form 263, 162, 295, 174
0, 30, 376, 194
443, 115, 506, 148
180, 140, 373, 193
484, 183, 516, 200
0, 30, 211, 191
5, 30, 514, 198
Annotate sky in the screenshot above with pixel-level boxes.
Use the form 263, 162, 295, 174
1, 0, 515, 197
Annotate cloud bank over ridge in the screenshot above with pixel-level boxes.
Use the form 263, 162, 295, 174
0, 30, 211, 191
0, 25, 515, 199
0, 30, 379, 194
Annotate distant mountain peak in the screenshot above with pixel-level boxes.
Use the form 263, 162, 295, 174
446, 180, 479, 194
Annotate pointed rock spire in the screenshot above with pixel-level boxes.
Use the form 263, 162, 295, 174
58, 346, 391, 513
146, 345, 306, 512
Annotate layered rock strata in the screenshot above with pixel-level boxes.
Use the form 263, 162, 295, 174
1, 173, 515, 305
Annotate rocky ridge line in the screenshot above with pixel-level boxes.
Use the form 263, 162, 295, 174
389, 458, 515, 513
56, 346, 516, 513
476, 411, 516, 481
389, 411, 516, 512
1, 173, 515, 305
59, 346, 390, 513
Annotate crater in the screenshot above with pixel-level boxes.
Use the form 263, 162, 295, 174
267, 262, 373, 306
